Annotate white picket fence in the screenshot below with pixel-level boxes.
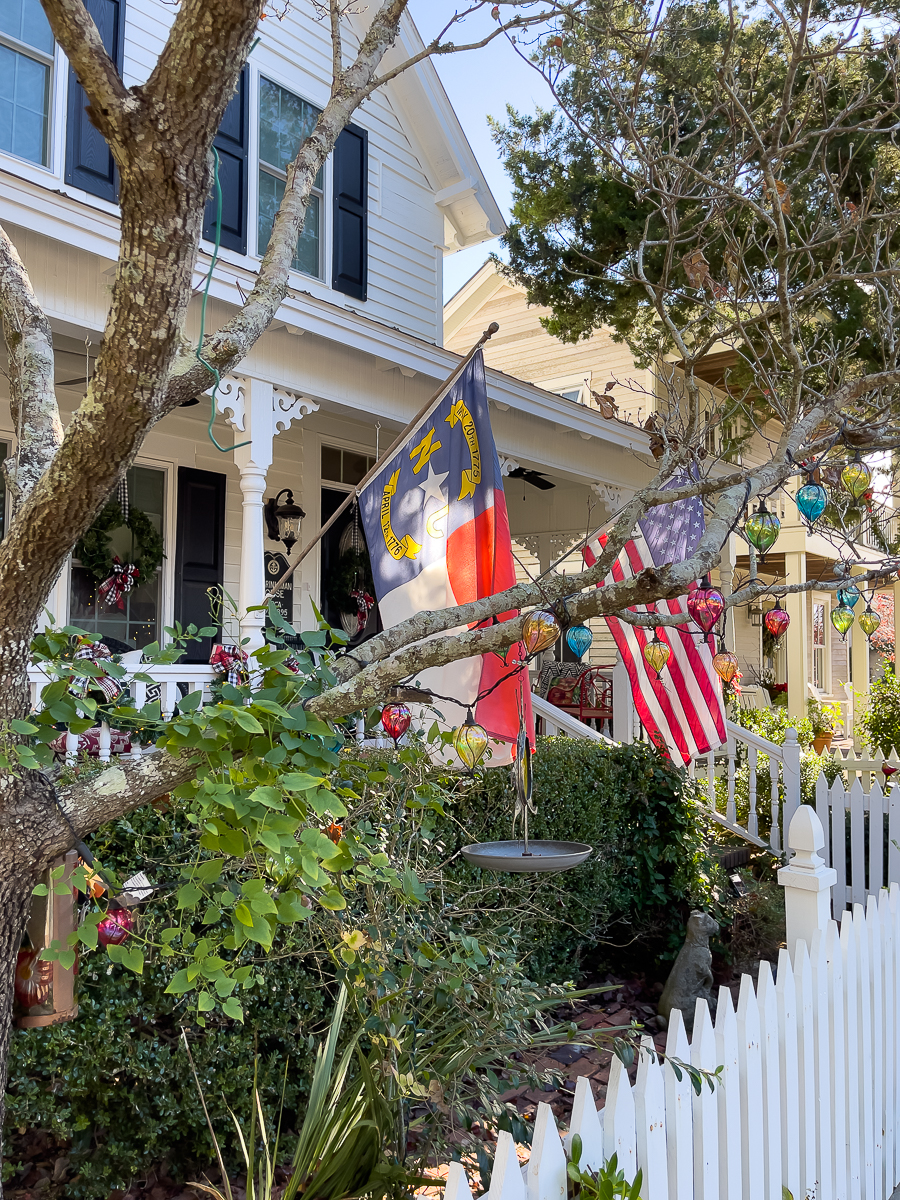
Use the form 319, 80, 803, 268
816, 772, 900, 911
442, 808, 900, 1200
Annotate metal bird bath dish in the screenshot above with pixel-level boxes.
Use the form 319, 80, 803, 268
460, 724, 592, 874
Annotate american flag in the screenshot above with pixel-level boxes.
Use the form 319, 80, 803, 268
583, 476, 726, 763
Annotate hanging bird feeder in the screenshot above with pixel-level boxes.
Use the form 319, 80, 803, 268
841, 454, 872, 501
16, 852, 78, 1029
836, 583, 861, 609
796, 478, 827, 525
830, 605, 855, 639
453, 709, 489, 772
522, 609, 560, 656
858, 606, 882, 640
461, 699, 591, 873
686, 578, 725, 635
565, 624, 593, 660
643, 630, 671, 680
744, 501, 781, 557
763, 601, 791, 640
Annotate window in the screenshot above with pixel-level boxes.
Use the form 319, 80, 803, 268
258, 77, 322, 278
813, 601, 826, 691
321, 445, 375, 487
69, 466, 165, 651
0, 0, 53, 167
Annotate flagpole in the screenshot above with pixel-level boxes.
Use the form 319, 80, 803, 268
268, 322, 500, 599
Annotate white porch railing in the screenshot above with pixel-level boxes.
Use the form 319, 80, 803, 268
440, 809, 900, 1200
27, 664, 217, 763
531, 691, 614, 745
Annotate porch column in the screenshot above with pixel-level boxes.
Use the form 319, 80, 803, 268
719, 533, 737, 651
237, 461, 268, 652
785, 551, 808, 720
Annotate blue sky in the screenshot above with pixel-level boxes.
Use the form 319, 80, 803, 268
406, 3, 557, 302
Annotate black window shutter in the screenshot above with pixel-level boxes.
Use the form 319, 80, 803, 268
64, 0, 125, 202
202, 68, 249, 255
174, 467, 226, 663
332, 123, 368, 301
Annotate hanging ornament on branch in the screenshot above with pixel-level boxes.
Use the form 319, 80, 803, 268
687, 577, 725, 634
643, 630, 671, 679
381, 703, 411, 743
831, 605, 855, 639
565, 624, 593, 660
858, 606, 882, 640
522, 609, 560, 656
764, 601, 790, 640
841, 453, 872, 501
796, 477, 827, 525
836, 583, 861, 609
713, 646, 740, 683
453, 709, 489, 772
744, 501, 780, 557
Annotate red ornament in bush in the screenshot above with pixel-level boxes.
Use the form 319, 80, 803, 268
98, 908, 134, 947
381, 703, 411, 743
764, 601, 791, 640
686, 580, 725, 634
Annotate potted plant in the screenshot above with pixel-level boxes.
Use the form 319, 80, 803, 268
807, 698, 842, 754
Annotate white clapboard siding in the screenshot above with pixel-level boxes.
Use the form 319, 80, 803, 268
439, 880, 900, 1200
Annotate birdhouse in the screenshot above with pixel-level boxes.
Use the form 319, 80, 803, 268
16, 851, 78, 1029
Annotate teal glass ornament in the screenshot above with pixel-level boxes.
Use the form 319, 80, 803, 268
796, 480, 827, 524
566, 624, 593, 660
836, 583, 861, 608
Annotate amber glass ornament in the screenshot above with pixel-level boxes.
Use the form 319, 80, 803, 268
764, 601, 790, 640
453, 710, 489, 771
687, 580, 725, 634
381, 702, 411, 742
841, 455, 872, 501
643, 632, 671, 679
522, 609, 560, 655
713, 648, 740, 684
830, 605, 855, 639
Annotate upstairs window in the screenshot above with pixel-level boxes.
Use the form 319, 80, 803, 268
0, 0, 54, 167
257, 77, 323, 278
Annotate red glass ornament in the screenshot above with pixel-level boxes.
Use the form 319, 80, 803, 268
14, 949, 51, 1008
686, 581, 725, 634
763, 602, 791, 640
98, 908, 134, 948
381, 703, 411, 743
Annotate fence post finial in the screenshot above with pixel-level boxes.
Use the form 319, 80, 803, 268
778, 805, 837, 961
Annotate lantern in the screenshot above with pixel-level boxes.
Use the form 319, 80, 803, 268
686, 579, 725, 634
565, 624, 593, 660
643, 631, 671, 679
858, 606, 882, 640
453, 709, 489, 771
713, 648, 740, 684
763, 601, 790, 640
380, 703, 411, 743
98, 907, 134, 948
836, 583, 861, 609
796, 479, 827, 524
17, 851, 78, 1029
264, 488, 306, 555
830, 605, 855, 639
744, 501, 780, 556
841, 455, 872, 501
522, 609, 560, 656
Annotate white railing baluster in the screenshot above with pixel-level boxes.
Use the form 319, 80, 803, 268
65, 729, 79, 763
770, 761, 781, 854
98, 721, 112, 763
832, 777, 848, 912
747, 744, 757, 834
869, 783, 886, 898
816, 770, 832, 870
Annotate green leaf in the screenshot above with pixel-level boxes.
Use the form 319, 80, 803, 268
318, 888, 346, 911
165, 970, 195, 995
197, 991, 215, 1012
222, 997, 244, 1022
224, 707, 265, 734
176, 883, 204, 909
234, 903, 254, 927
281, 772, 324, 792
10, 719, 39, 735
121, 946, 144, 975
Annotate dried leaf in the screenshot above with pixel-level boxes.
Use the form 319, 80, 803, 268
682, 249, 711, 288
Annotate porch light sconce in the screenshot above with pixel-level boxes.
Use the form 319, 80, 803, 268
264, 489, 306, 555
747, 602, 765, 628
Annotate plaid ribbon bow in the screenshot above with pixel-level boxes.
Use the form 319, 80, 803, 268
69, 639, 124, 704
97, 557, 140, 611
210, 644, 250, 686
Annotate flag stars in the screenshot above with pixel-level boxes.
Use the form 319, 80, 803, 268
418, 462, 450, 505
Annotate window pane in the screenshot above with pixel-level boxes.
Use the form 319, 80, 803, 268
257, 169, 320, 277
343, 452, 368, 486
0, 45, 49, 164
321, 445, 342, 482
259, 77, 320, 174
0, 0, 54, 55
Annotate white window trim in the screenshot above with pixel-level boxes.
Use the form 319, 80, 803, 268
811, 591, 831, 695
0, 22, 61, 176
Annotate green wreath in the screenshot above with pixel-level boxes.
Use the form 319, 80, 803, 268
326, 548, 374, 614
75, 501, 165, 587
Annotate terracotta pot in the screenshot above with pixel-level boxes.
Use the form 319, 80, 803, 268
812, 733, 834, 755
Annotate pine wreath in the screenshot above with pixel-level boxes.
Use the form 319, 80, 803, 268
326, 548, 373, 614
75, 501, 165, 586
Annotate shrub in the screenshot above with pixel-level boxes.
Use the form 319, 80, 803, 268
859, 665, 900, 756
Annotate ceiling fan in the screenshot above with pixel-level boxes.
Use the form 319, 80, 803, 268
506, 466, 556, 491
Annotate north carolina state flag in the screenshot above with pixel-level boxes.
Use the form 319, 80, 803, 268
358, 351, 532, 760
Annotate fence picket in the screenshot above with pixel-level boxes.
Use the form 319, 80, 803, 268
776, 947, 800, 1200
879, 889, 895, 1198
851, 779, 867, 905
869, 784, 886, 897
527, 1103, 566, 1200
663, 1009, 694, 1200
444, 1161, 475, 1200
689, 1001, 718, 1199
736, 974, 764, 1199
867, 895, 885, 1195
832, 777, 848, 911
757, 961, 782, 1196
810, 928, 834, 1200
889, 788, 900, 891
817, 771, 832, 875
567, 1076, 603, 1172
603, 1056, 637, 1183
713, 985, 742, 1200
489, 1131, 526, 1200
634, 1036, 668, 1200
793, 941, 818, 1198
840, 911, 863, 1197
825, 920, 848, 1199
891, 885, 900, 1187
854, 903, 877, 1197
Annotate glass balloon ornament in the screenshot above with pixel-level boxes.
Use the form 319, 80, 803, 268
98, 908, 134, 948
686, 580, 725, 634
830, 605, 855, 640
453, 709, 489, 771
713, 648, 740, 684
836, 583, 861, 608
744, 501, 781, 556
763, 601, 790, 641
796, 478, 827, 524
643, 631, 671, 679
858, 606, 882, 640
522, 609, 560, 656
381, 702, 411, 743
565, 624, 593, 660
841, 454, 872, 501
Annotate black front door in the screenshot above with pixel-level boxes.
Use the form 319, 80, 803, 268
174, 467, 226, 662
